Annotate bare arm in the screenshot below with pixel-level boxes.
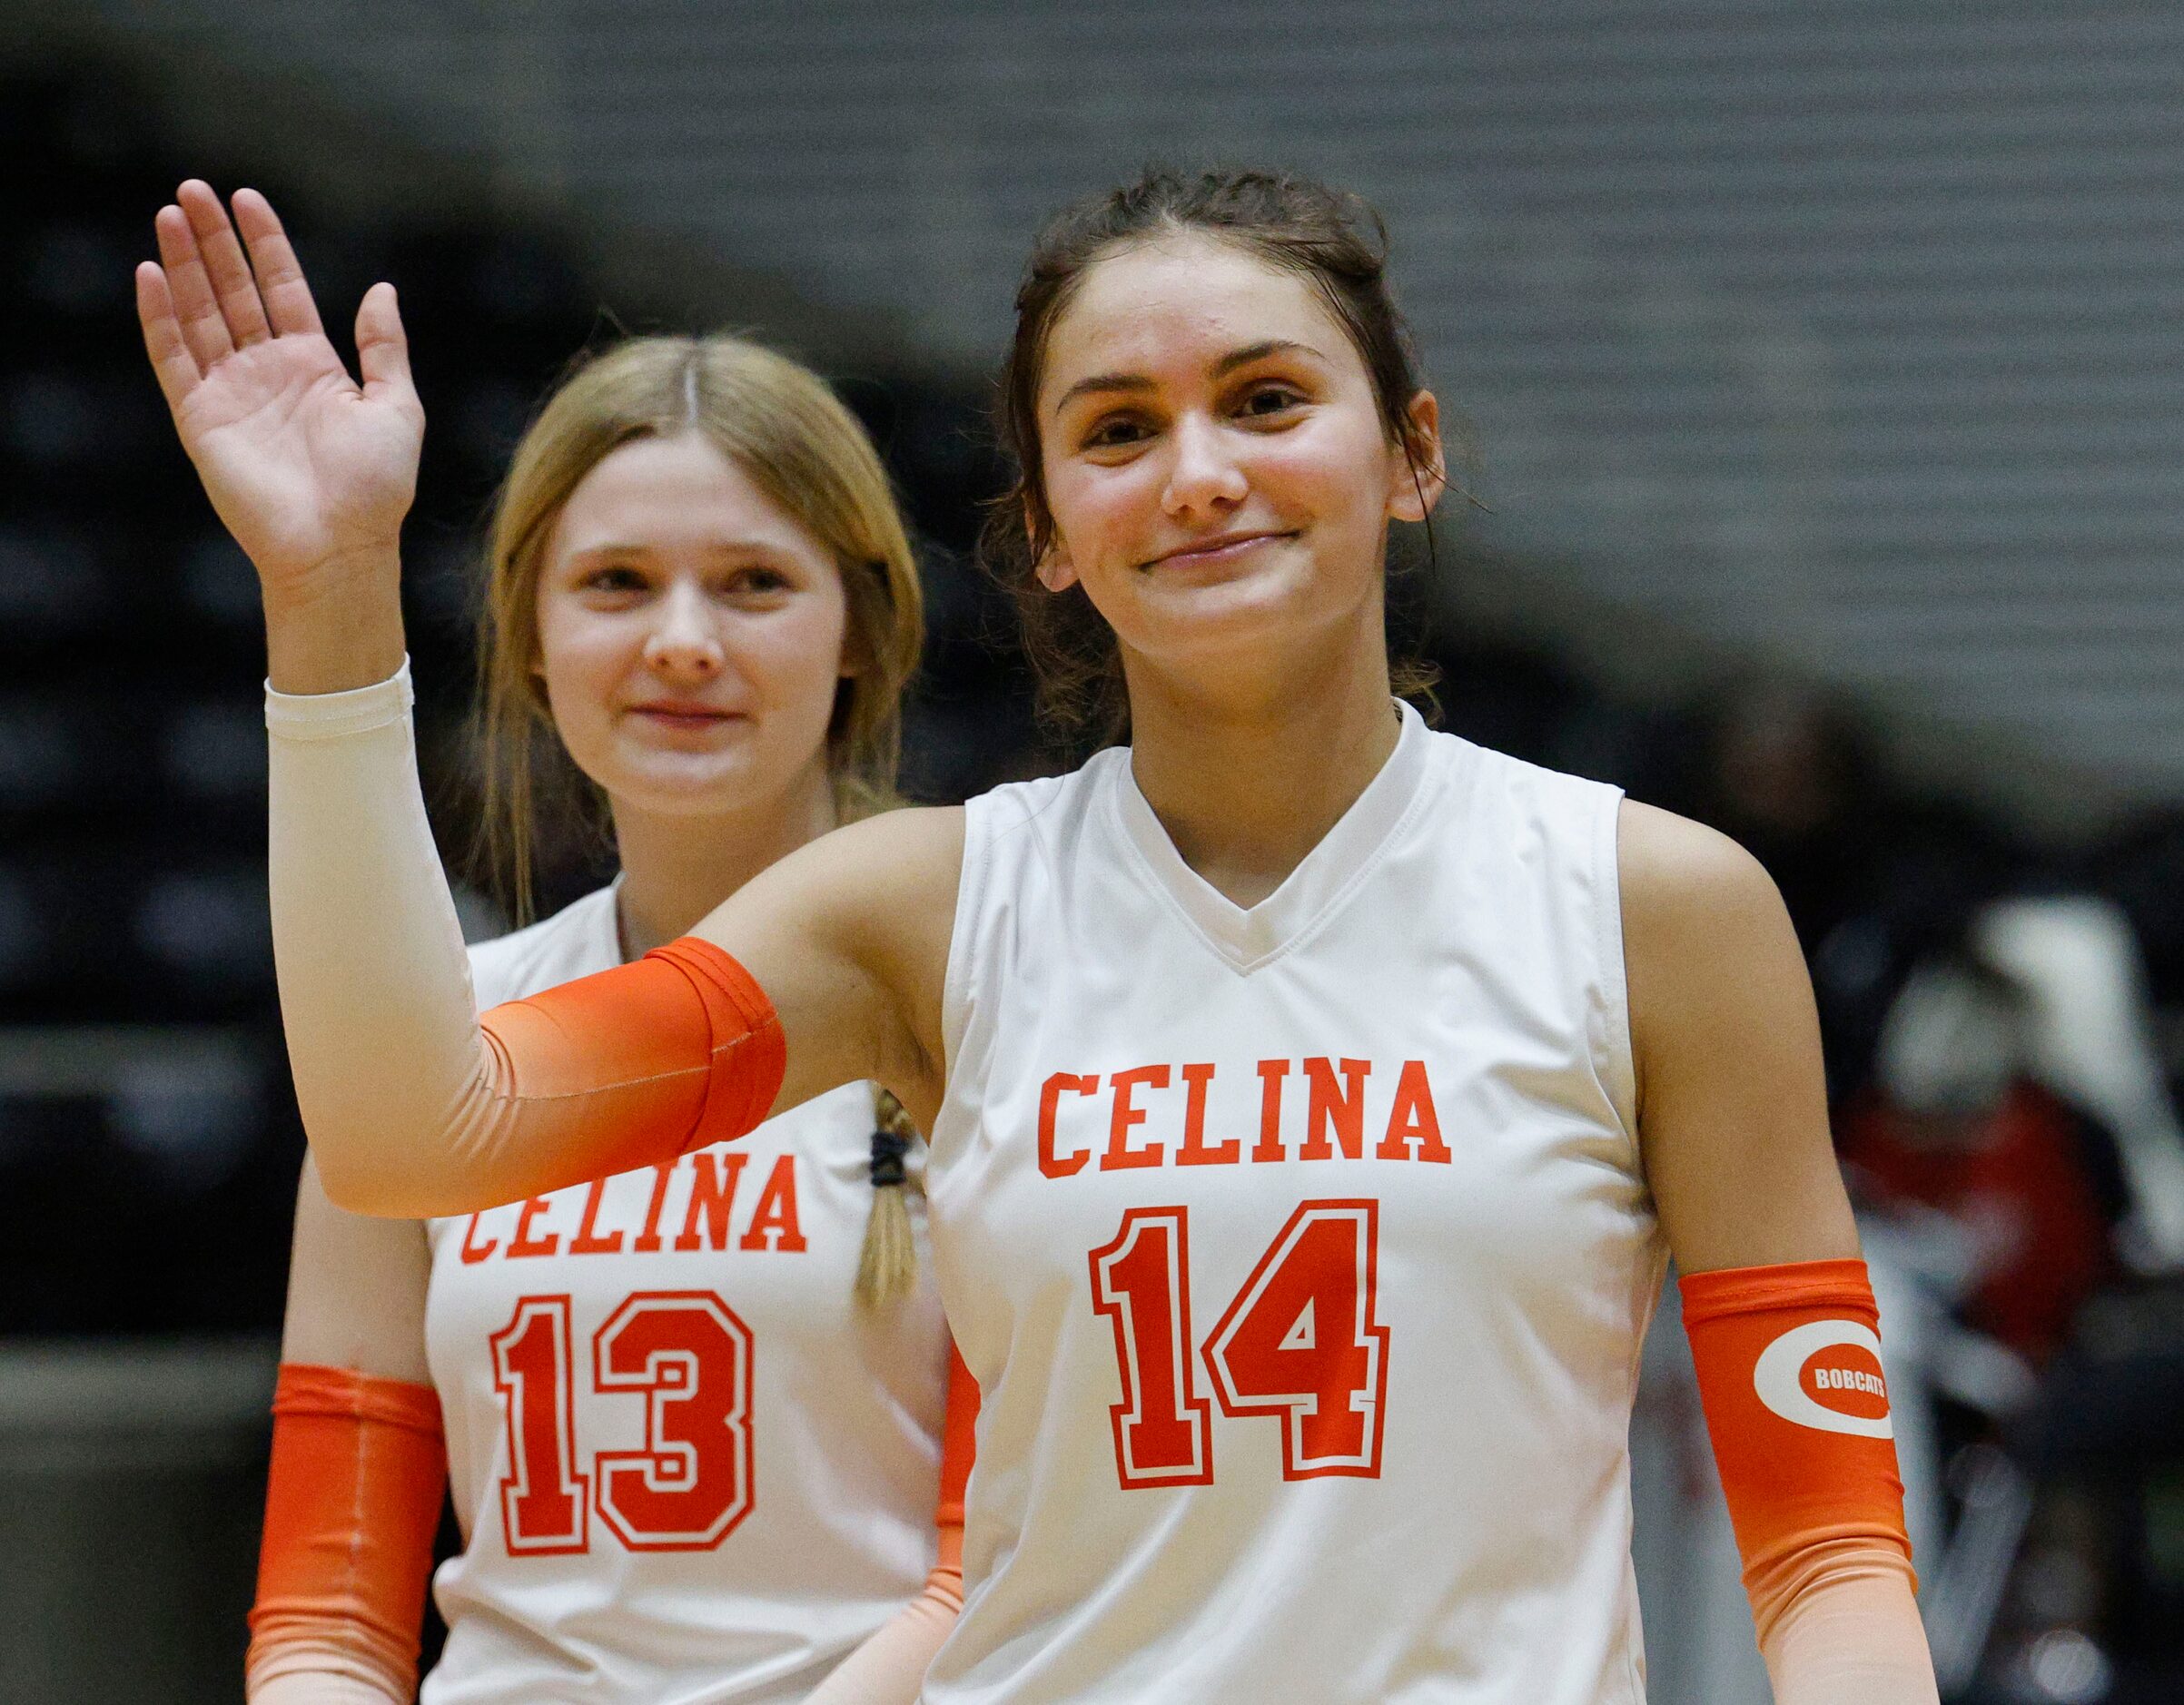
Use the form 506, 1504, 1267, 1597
279, 1158, 434, 1379
1621, 799, 1857, 1276
1622, 800, 1935, 1705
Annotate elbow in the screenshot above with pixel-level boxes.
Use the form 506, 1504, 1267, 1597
294, 1076, 486, 1218
304, 1109, 467, 1218
308, 1141, 423, 1218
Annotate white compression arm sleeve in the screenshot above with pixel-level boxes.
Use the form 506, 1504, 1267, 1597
264, 661, 491, 1217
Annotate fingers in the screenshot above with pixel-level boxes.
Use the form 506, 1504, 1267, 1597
231, 187, 326, 339
177, 178, 272, 348
134, 262, 202, 414
153, 199, 236, 374
354, 283, 420, 411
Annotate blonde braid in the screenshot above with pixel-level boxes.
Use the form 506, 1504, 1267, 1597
855, 1087, 923, 1307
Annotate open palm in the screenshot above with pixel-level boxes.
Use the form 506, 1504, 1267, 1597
137, 181, 424, 600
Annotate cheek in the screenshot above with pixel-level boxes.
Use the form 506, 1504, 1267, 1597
1045, 460, 1160, 566
1261, 417, 1389, 523
740, 597, 854, 714
534, 602, 633, 714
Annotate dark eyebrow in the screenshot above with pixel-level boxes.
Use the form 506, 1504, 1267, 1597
1050, 339, 1327, 415
1213, 339, 1322, 378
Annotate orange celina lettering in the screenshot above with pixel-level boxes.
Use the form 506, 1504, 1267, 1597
1376, 1059, 1452, 1163
1252, 1059, 1290, 1163
1102, 1065, 1171, 1170
568, 1178, 625, 1256
1040, 1072, 1101, 1178
506, 1195, 560, 1259
1300, 1058, 1370, 1161
676, 1151, 749, 1252
1175, 1062, 1239, 1166
459, 1211, 499, 1265
739, 1154, 807, 1252
631, 1162, 677, 1253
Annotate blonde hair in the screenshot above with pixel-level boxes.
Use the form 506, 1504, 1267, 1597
475, 332, 928, 1305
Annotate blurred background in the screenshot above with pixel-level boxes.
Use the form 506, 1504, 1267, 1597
2, 3, 2182, 1700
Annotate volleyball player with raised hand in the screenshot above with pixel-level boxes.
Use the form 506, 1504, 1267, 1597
139, 182, 972, 1703
146, 168, 1937, 1701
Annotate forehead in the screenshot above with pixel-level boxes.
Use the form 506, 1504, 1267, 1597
1039, 232, 1358, 406
552, 430, 822, 557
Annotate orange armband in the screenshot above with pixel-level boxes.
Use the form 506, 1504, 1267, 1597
246, 1365, 447, 1700
476, 936, 786, 1178
934, 1345, 980, 1593
1681, 1257, 1914, 1620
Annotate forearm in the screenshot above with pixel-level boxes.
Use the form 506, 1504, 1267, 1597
1681, 1260, 1938, 1701
805, 1569, 963, 1705
1756, 1541, 1937, 1705
247, 1647, 411, 1704
249, 1366, 442, 1705
266, 662, 494, 1215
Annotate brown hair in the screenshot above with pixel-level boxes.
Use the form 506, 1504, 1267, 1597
979, 166, 1446, 745
475, 332, 928, 1305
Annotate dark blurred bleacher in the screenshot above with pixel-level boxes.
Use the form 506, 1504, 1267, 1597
0, 56, 1039, 1344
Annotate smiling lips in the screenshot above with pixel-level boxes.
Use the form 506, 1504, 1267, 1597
629, 702, 743, 732
1142, 529, 1293, 571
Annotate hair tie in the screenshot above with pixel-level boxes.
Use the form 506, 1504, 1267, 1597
869, 1125, 911, 1190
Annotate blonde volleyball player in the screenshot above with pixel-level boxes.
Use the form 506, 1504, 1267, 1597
144, 168, 1936, 1702
141, 188, 973, 1704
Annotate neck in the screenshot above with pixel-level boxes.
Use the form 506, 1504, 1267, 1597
607, 758, 839, 958
1123, 614, 1400, 911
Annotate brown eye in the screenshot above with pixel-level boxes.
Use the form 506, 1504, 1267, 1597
582, 565, 647, 593
1082, 414, 1151, 450
727, 566, 793, 596
1237, 384, 1303, 419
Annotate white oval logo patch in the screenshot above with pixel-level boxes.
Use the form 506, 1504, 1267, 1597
1752, 1320, 1892, 1439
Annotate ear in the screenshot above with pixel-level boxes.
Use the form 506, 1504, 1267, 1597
1034, 546, 1080, 594
1387, 389, 1448, 523
1031, 508, 1080, 593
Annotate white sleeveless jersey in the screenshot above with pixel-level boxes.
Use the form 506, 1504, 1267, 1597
420, 885, 954, 1704
924, 703, 1665, 1704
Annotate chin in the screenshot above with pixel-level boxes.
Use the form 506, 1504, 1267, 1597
1120, 555, 1340, 656
603, 752, 770, 819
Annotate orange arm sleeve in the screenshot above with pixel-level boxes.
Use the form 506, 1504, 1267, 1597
1682, 1258, 1937, 1703
246, 1365, 448, 1702
459, 937, 786, 1199
805, 1346, 980, 1705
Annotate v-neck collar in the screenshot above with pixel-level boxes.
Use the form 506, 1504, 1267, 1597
1106, 699, 1432, 974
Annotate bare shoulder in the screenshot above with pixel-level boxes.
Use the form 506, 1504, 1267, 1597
824, 801, 969, 870
729, 803, 964, 909
1616, 796, 1784, 939
1615, 798, 1813, 1111
774, 803, 966, 932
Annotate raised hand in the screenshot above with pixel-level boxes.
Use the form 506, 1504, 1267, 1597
138, 182, 421, 682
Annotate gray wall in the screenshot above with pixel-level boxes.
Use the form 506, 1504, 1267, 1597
42, 0, 2184, 806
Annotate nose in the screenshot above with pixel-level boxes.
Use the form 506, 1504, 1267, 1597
1161, 411, 1248, 519
641, 579, 726, 679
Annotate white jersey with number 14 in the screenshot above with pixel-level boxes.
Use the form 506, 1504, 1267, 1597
924, 702, 1665, 1703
